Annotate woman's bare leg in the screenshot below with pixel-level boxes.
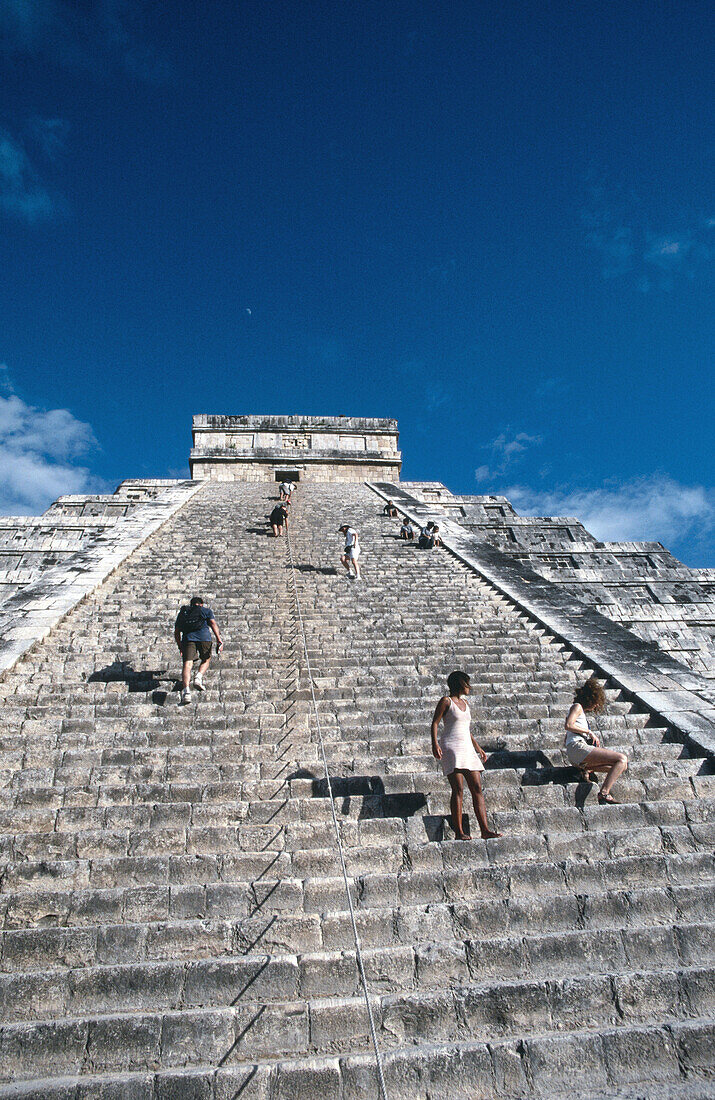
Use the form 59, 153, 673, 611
447, 772, 469, 838
464, 770, 501, 838
581, 748, 628, 798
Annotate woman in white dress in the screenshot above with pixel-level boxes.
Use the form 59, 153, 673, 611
564, 678, 628, 804
430, 671, 501, 841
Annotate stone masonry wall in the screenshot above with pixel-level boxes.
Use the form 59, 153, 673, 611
399, 483, 715, 683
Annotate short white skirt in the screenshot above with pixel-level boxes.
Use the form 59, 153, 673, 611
439, 736, 484, 776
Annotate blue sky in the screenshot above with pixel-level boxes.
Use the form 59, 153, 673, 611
0, 0, 713, 564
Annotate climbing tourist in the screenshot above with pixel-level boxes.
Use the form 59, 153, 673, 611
279, 480, 294, 501
339, 523, 362, 580
564, 677, 628, 803
269, 500, 290, 537
174, 596, 223, 704
383, 500, 399, 517
430, 670, 501, 841
399, 517, 415, 540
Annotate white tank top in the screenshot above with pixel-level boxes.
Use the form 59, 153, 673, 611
565, 709, 590, 747
442, 697, 471, 740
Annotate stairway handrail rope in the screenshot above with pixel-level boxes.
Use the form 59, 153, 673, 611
285, 525, 389, 1100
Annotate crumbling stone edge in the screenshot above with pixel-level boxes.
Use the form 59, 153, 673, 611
367, 482, 715, 760
0, 481, 204, 683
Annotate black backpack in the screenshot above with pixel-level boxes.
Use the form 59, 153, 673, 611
177, 605, 205, 634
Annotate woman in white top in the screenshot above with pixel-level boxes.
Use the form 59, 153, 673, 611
565, 677, 628, 804
338, 524, 361, 580
431, 671, 501, 841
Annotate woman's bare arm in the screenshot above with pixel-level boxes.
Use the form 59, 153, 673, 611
565, 703, 599, 745
430, 697, 449, 759
564, 703, 583, 733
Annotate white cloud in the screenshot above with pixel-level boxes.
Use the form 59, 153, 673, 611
475, 430, 542, 483
0, 127, 57, 222
502, 475, 715, 548
0, 364, 14, 395
0, 390, 103, 513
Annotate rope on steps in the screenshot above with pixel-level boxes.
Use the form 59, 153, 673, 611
285, 524, 389, 1100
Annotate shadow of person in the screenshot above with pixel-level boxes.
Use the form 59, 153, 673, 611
88, 662, 166, 693
574, 776, 597, 810
485, 749, 553, 772
287, 563, 339, 575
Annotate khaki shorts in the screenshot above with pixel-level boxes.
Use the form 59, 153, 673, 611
566, 737, 593, 767
182, 640, 212, 663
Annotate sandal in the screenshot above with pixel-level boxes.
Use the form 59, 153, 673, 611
598, 791, 617, 804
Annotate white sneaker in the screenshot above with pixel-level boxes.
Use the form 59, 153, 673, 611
194, 673, 205, 691
181, 688, 191, 704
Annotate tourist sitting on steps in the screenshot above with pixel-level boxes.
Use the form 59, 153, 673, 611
564, 677, 628, 804
419, 522, 437, 549
383, 500, 399, 517
174, 596, 223, 704
339, 523, 361, 580
399, 517, 414, 540
431, 670, 502, 841
269, 501, 290, 537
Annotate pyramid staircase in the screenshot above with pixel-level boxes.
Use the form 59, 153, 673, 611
0, 481, 713, 1098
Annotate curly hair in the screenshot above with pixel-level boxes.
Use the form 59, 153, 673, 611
447, 670, 470, 696
574, 677, 606, 713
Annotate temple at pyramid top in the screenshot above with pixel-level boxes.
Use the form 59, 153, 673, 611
189, 414, 402, 482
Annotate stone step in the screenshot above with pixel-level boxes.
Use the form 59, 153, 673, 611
0, 794, 712, 867
0, 1018, 712, 1099
0, 963, 712, 1079
2, 919, 714, 1024
2, 818, 713, 901
2, 879, 713, 967
3, 848, 711, 931
0, 785, 712, 843
2, 769, 712, 825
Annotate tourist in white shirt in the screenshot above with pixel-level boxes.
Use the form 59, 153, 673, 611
338, 523, 362, 580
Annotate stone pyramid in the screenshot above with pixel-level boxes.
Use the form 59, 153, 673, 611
0, 416, 713, 1098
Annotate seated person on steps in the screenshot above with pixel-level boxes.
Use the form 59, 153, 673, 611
383, 499, 399, 517
174, 596, 223, 704
399, 517, 414, 540
419, 521, 439, 549
564, 677, 628, 804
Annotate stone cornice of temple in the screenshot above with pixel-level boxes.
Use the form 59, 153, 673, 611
192, 414, 398, 432
189, 447, 401, 465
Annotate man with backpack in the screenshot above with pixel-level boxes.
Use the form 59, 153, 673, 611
269, 500, 290, 536
174, 596, 223, 704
